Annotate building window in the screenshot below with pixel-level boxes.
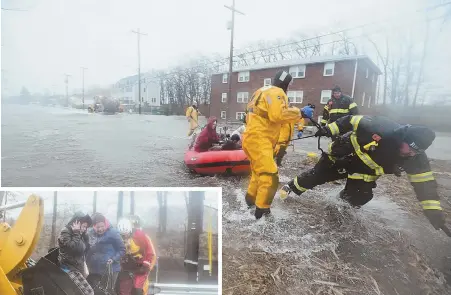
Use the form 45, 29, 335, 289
362, 92, 366, 106
320, 90, 332, 104
221, 111, 226, 119
287, 91, 303, 103
323, 62, 335, 76
237, 92, 249, 103
221, 93, 227, 103
238, 71, 250, 83
368, 96, 371, 108
143, 87, 146, 92
222, 73, 228, 84
365, 68, 369, 79
289, 65, 306, 78
264, 78, 271, 86
236, 112, 246, 120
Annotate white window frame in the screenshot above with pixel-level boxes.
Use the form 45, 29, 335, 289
237, 92, 249, 103
222, 73, 228, 84
221, 92, 227, 103
236, 112, 246, 120
362, 92, 366, 107
220, 111, 226, 119
365, 68, 369, 79
289, 65, 306, 78
263, 78, 271, 86
238, 71, 250, 83
323, 62, 335, 76
320, 90, 332, 104
368, 95, 372, 108
287, 91, 304, 103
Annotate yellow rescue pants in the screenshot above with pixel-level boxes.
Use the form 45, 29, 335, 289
243, 137, 279, 209
187, 118, 199, 136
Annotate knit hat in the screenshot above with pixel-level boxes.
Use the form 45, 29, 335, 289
91, 212, 107, 225
403, 125, 436, 152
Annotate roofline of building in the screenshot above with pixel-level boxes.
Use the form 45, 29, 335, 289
213, 54, 382, 76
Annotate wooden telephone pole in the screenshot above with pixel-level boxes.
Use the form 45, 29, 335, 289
184, 191, 205, 282
224, 0, 244, 124
81, 67, 87, 110
131, 29, 147, 115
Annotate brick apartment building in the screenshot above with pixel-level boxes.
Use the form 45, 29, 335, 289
210, 55, 381, 123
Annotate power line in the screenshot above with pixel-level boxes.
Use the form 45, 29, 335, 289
132, 12, 445, 88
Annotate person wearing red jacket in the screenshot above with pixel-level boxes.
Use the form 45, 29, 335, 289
117, 218, 156, 295
193, 116, 221, 152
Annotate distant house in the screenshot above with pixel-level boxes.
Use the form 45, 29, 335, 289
112, 73, 161, 107
210, 55, 382, 122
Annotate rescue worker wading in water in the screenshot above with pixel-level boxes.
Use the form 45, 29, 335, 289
117, 218, 157, 295
186, 105, 201, 136
280, 115, 447, 232
243, 70, 304, 219
321, 86, 358, 127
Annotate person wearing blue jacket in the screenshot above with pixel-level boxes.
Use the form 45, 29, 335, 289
86, 213, 126, 292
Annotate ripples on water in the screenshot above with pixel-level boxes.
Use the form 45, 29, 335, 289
1, 104, 240, 187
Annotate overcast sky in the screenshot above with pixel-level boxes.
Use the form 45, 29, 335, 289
1, 0, 448, 95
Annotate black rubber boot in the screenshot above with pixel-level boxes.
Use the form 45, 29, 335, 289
255, 207, 271, 220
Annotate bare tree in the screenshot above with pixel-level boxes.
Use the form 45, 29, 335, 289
368, 36, 390, 105
412, 20, 431, 107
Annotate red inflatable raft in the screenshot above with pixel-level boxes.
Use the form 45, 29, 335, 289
184, 149, 250, 175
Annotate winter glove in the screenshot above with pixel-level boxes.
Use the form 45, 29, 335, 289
315, 126, 330, 137
297, 131, 303, 138
423, 209, 445, 230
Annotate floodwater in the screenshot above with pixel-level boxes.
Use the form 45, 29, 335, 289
3, 104, 451, 187
1, 104, 226, 187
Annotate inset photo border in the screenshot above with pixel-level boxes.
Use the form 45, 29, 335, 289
0, 187, 222, 295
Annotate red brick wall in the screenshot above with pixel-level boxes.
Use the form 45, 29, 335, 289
210, 59, 379, 121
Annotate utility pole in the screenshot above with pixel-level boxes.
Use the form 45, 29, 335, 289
64, 74, 71, 107
130, 191, 135, 215
117, 191, 124, 222
184, 191, 205, 283
81, 67, 87, 110
49, 191, 58, 249
224, 0, 244, 125
93, 191, 97, 214
131, 29, 147, 115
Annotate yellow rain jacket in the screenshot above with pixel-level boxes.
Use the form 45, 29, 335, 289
186, 106, 199, 136
274, 117, 304, 155
242, 85, 300, 209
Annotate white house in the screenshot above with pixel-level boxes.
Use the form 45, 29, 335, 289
112, 73, 161, 107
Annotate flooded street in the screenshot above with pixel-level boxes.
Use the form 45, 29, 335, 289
3, 104, 451, 187
1, 104, 230, 187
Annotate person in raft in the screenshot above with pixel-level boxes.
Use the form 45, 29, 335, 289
193, 117, 221, 152
221, 134, 242, 150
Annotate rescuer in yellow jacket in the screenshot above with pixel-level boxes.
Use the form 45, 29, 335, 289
242, 70, 301, 219
274, 121, 295, 166
186, 105, 201, 136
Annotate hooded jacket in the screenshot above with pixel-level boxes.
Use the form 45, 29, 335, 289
86, 214, 126, 274
57, 212, 92, 274
193, 117, 220, 152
